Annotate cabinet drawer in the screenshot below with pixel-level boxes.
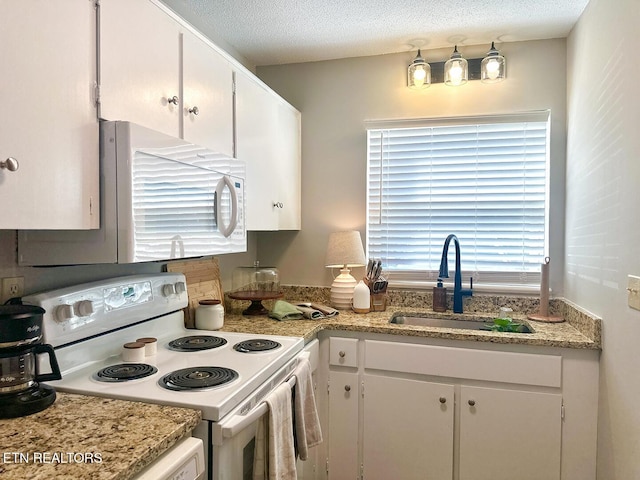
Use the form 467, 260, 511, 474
329, 338, 358, 367
364, 340, 561, 387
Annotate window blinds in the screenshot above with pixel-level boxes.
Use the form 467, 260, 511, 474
366, 113, 549, 283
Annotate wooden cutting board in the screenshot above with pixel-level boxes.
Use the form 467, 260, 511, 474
164, 257, 224, 328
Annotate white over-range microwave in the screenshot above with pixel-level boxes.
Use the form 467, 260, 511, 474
18, 121, 246, 265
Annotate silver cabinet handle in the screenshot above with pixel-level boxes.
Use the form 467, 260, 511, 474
339, 351, 346, 358
188, 106, 199, 115
468, 399, 476, 406
439, 396, 447, 404
344, 385, 351, 392
273, 202, 283, 209
168, 95, 179, 105
0, 157, 19, 172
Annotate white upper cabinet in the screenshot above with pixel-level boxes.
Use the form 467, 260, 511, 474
99, 0, 181, 138
236, 71, 301, 231
182, 32, 234, 156
0, 0, 99, 230
99, 0, 234, 156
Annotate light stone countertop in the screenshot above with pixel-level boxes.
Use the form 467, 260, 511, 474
222, 288, 601, 350
0, 392, 201, 480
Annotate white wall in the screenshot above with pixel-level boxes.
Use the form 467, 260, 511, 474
566, 0, 640, 477
257, 39, 568, 292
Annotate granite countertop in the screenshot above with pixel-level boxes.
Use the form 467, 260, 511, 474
221, 289, 601, 350
0, 392, 201, 480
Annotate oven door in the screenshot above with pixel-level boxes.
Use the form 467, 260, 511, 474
211, 342, 318, 480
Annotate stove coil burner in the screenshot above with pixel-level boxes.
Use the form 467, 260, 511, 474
168, 335, 227, 352
94, 363, 158, 382
160, 367, 239, 391
233, 339, 281, 353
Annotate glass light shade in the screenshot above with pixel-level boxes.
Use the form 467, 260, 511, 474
481, 42, 506, 83
407, 50, 431, 89
444, 46, 468, 86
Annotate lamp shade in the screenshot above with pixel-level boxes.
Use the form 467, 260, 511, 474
325, 231, 366, 268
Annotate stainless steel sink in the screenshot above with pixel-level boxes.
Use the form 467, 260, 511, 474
389, 314, 533, 333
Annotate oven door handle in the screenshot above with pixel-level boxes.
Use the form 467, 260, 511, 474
221, 374, 297, 439
220, 351, 310, 439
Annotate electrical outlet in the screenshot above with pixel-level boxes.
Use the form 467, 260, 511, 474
1, 276, 24, 303
628, 275, 640, 311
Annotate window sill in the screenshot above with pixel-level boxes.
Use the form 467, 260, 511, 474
389, 279, 542, 296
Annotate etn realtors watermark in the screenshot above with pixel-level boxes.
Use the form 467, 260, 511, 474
2, 451, 102, 464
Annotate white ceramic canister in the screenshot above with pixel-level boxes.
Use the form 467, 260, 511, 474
352, 280, 371, 313
195, 299, 225, 330
136, 337, 158, 356
122, 342, 146, 362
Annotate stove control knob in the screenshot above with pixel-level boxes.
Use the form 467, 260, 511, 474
162, 283, 177, 297
55, 304, 75, 323
74, 300, 95, 317
174, 282, 186, 294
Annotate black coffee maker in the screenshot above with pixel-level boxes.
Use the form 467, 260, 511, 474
0, 305, 61, 418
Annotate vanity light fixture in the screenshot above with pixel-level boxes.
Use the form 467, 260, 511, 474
406, 42, 506, 88
481, 41, 506, 83
407, 49, 431, 89
444, 45, 468, 86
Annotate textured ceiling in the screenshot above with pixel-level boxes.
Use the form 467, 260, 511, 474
160, 0, 589, 66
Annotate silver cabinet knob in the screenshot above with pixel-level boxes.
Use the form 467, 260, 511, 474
168, 95, 179, 105
344, 385, 351, 392
273, 202, 283, 208
468, 399, 476, 406
439, 397, 447, 404
0, 157, 19, 172
188, 106, 199, 115
339, 351, 346, 358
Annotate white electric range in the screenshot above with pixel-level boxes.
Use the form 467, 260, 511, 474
24, 273, 307, 480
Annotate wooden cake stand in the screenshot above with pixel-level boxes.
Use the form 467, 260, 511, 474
228, 291, 284, 316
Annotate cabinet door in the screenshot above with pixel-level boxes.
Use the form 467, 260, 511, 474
275, 102, 301, 230
182, 31, 233, 156
362, 374, 454, 480
459, 386, 562, 480
328, 371, 359, 480
99, 0, 180, 138
235, 72, 279, 230
0, 0, 98, 229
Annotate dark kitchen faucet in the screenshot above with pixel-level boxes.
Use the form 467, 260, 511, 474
438, 234, 473, 313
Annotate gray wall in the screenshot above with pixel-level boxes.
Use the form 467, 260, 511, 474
256, 39, 568, 293
566, 0, 640, 477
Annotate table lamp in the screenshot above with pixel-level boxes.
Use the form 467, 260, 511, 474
325, 231, 366, 309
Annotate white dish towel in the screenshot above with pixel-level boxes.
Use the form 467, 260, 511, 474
293, 358, 323, 460
253, 382, 297, 480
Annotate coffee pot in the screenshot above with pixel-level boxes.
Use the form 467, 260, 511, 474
0, 305, 62, 418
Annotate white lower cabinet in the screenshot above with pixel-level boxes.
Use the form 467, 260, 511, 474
458, 386, 561, 480
320, 333, 598, 480
363, 375, 454, 480
328, 370, 359, 480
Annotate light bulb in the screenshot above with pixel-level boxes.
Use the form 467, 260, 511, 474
450, 65, 462, 84
486, 59, 500, 80
413, 65, 426, 87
